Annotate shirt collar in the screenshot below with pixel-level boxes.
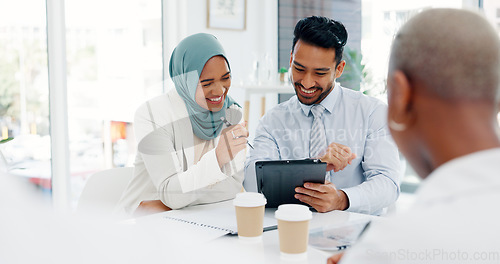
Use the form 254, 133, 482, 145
299, 82, 341, 116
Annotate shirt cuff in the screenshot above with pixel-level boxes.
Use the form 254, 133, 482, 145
222, 150, 245, 177
341, 186, 361, 212
178, 148, 227, 193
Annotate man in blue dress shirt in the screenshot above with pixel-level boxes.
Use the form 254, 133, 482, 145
244, 16, 401, 215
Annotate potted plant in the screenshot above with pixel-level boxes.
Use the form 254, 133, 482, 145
279, 67, 288, 84
0, 137, 13, 144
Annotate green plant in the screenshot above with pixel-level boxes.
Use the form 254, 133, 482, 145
337, 47, 387, 97
279, 67, 288, 74
0, 138, 13, 144
338, 46, 366, 91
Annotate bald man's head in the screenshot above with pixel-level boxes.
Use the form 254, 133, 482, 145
389, 8, 500, 102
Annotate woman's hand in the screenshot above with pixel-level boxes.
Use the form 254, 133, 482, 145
215, 122, 249, 168
133, 200, 172, 217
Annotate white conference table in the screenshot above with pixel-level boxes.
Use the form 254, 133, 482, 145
130, 200, 374, 264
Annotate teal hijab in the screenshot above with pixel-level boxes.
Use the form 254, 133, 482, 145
169, 33, 238, 140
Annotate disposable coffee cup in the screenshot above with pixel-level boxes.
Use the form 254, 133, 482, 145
275, 204, 313, 259
233, 192, 267, 241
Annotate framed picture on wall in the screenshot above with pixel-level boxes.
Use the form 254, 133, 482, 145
207, 0, 247, 30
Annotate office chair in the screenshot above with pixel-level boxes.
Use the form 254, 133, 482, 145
77, 167, 134, 215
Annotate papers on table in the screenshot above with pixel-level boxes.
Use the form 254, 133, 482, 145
308, 219, 371, 251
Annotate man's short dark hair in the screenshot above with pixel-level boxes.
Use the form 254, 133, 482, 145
292, 16, 348, 65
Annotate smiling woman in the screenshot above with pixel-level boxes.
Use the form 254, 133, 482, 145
195, 56, 232, 112
115, 33, 249, 216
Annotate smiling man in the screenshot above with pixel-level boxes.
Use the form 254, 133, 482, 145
244, 16, 401, 215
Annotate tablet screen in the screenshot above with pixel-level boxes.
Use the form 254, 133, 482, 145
255, 159, 327, 208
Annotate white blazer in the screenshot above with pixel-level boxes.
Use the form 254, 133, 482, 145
116, 88, 244, 214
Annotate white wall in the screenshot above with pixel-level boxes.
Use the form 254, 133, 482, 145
185, 0, 277, 86
163, 0, 278, 90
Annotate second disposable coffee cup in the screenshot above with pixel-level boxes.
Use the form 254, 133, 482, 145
275, 204, 313, 259
233, 192, 267, 241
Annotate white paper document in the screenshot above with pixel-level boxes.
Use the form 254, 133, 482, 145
308, 220, 371, 251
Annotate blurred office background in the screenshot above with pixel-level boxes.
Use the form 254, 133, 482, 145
1, 0, 499, 211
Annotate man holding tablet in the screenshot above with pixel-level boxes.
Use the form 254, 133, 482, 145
244, 16, 400, 215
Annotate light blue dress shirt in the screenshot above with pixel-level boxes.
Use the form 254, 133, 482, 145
244, 83, 401, 215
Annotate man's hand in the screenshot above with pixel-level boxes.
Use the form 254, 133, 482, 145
320, 142, 356, 172
327, 253, 345, 264
295, 181, 349, 213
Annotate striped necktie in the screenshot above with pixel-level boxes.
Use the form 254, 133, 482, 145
309, 104, 327, 158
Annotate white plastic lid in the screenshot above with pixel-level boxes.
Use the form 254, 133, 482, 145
233, 192, 267, 207
275, 204, 312, 221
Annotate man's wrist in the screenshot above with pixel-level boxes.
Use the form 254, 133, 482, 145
338, 190, 350, 211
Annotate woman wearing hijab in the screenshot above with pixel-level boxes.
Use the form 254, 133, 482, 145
115, 33, 248, 215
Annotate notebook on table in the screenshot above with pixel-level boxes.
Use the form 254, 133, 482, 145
160, 204, 277, 236
129, 201, 277, 246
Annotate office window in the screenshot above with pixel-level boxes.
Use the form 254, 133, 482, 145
65, 0, 163, 207
482, 0, 500, 130
0, 1, 51, 192
483, 1, 500, 34
363, 0, 478, 192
